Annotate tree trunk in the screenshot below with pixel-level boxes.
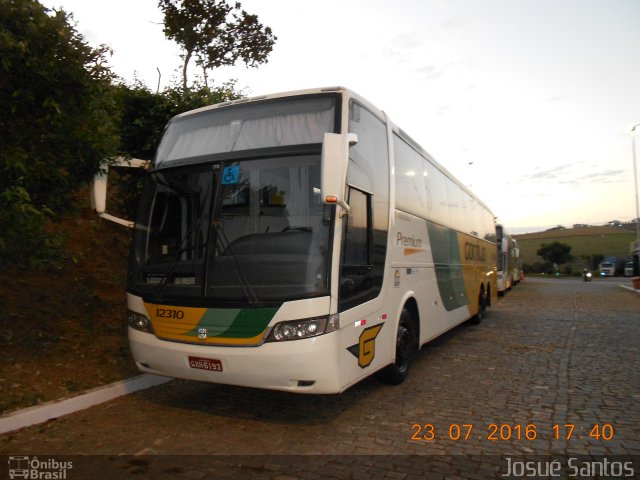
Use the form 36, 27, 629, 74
202, 65, 208, 88
182, 49, 193, 90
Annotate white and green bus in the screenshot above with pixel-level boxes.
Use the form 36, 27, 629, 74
95, 87, 497, 393
496, 224, 513, 295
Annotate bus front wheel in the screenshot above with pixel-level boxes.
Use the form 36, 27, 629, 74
376, 307, 416, 385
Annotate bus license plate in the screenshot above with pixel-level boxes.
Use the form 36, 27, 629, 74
188, 356, 223, 372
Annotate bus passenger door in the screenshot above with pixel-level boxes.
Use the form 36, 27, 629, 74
339, 187, 373, 309
338, 186, 392, 386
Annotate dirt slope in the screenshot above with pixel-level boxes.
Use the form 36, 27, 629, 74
0, 194, 139, 414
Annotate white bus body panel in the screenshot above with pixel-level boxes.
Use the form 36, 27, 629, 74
129, 327, 344, 393
390, 210, 472, 345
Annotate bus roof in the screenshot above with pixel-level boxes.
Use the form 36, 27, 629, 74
173, 86, 388, 124
174, 86, 346, 119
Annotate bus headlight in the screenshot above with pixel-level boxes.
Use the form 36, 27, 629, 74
267, 314, 339, 342
128, 311, 154, 334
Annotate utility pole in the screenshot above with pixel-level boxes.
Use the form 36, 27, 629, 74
631, 123, 640, 278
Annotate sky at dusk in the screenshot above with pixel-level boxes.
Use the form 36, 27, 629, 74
42, 0, 640, 233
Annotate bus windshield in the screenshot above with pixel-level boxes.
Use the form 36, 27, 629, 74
129, 155, 333, 304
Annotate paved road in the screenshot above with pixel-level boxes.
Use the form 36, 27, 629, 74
1, 277, 639, 478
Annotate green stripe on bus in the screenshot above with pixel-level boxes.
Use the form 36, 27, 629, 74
427, 221, 469, 311
189, 307, 278, 339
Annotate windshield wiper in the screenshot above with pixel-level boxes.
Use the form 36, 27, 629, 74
211, 221, 260, 304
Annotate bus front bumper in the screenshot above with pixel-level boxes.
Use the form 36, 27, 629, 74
128, 327, 343, 394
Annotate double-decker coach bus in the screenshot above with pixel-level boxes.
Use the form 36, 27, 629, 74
93, 87, 497, 393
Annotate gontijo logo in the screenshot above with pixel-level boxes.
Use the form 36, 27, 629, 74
347, 324, 384, 368
464, 242, 486, 262
8, 456, 72, 479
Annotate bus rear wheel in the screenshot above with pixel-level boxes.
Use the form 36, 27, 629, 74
376, 307, 416, 385
469, 288, 486, 325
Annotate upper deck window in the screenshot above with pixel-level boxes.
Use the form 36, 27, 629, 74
155, 96, 337, 168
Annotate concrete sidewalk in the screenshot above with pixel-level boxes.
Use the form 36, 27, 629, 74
0, 374, 170, 435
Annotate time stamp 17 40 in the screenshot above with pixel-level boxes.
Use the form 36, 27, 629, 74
409, 423, 616, 442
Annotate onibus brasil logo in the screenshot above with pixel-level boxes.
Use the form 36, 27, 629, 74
8, 456, 72, 479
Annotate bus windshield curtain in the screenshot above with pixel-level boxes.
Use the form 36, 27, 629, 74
156, 100, 335, 167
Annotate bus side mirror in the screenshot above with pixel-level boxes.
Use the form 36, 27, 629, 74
90, 157, 149, 229
90, 169, 108, 214
501, 238, 509, 253
321, 132, 357, 216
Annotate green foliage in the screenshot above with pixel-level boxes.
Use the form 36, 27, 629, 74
590, 253, 604, 270
0, 0, 119, 267
579, 253, 604, 270
0, 0, 249, 268
0, 185, 62, 269
536, 241, 574, 266
523, 262, 554, 274
158, 0, 276, 89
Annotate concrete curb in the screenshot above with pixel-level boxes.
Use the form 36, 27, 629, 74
0, 374, 171, 435
619, 284, 640, 293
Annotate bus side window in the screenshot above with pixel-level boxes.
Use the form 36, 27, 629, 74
339, 187, 374, 310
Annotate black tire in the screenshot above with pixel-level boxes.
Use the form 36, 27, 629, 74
376, 307, 416, 385
469, 288, 486, 325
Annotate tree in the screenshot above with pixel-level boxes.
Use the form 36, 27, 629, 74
536, 241, 574, 266
0, 0, 119, 267
158, 0, 276, 89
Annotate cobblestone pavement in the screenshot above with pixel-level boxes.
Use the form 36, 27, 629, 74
1, 277, 639, 478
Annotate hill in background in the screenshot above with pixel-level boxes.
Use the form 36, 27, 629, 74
515, 225, 636, 270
